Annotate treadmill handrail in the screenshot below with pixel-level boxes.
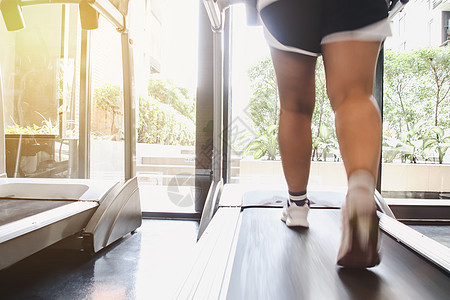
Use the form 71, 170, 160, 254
202, 0, 244, 31
374, 189, 396, 218
88, 0, 125, 31
203, 0, 222, 31
13, 0, 125, 31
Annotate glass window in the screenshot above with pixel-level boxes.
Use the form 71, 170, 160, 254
382, 1, 450, 247
0, 4, 81, 178
89, 16, 124, 180
229, 5, 346, 191
1, 1, 201, 214
130, 0, 199, 213
382, 2, 450, 200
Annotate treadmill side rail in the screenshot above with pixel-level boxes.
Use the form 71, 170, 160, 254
175, 207, 241, 299
83, 176, 142, 253
379, 212, 450, 273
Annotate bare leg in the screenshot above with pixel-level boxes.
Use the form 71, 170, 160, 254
269, 47, 317, 194
322, 41, 382, 181
322, 40, 382, 267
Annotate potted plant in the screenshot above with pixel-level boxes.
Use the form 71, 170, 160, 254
5, 113, 61, 177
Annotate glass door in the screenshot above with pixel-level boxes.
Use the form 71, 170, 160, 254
382, 1, 450, 247
130, 0, 199, 214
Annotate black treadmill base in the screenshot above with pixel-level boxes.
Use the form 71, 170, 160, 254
226, 208, 450, 300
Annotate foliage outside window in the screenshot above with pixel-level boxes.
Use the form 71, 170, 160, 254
383, 47, 450, 164
244, 47, 450, 164
92, 83, 123, 139
244, 56, 337, 161
138, 76, 196, 146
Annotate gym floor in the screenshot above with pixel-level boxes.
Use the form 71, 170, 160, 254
0, 219, 199, 300
0, 218, 448, 300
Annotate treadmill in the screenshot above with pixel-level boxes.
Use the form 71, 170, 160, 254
0, 0, 141, 270
176, 185, 450, 299
176, 1, 449, 298
0, 177, 141, 271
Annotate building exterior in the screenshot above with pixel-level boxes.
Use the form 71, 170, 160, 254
386, 0, 450, 50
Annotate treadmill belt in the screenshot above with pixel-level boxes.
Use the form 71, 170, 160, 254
0, 200, 73, 226
227, 208, 450, 300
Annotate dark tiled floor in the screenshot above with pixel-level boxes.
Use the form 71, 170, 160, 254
0, 219, 199, 300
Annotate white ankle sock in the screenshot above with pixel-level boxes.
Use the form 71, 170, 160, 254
347, 170, 376, 211
289, 191, 308, 206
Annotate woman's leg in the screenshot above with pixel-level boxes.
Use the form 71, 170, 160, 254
322, 41, 382, 181
322, 40, 382, 267
269, 47, 317, 194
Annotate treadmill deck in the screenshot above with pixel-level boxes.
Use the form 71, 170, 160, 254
0, 199, 72, 226
227, 208, 450, 300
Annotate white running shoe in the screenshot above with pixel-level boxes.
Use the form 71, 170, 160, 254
337, 203, 380, 268
281, 199, 310, 228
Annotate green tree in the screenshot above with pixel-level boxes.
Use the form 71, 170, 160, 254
384, 48, 450, 134
148, 76, 195, 121
138, 96, 195, 146
93, 84, 122, 135
382, 121, 424, 163
312, 57, 336, 161
413, 48, 450, 128
384, 50, 422, 137
247, 56, 279, 133
312, 124, 339, 162
139, 76, 196, 145
138, 75, 195, 146
422, 126, 450, 164
246, 56, 338, 161
384, 48, 450, 163
245, 124, 279, 160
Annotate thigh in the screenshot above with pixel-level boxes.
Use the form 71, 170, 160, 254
322, 41, 381, 111
270, 47, 317, 115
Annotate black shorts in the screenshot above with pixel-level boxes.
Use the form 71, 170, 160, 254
258, 0, 390, 56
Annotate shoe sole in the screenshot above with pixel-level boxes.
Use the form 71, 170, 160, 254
337, 212, 380, 268
281, 208, 309, 228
